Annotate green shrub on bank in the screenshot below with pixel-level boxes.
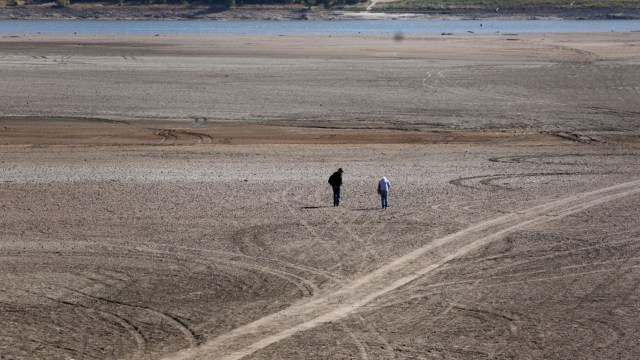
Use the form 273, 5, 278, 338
56, 0, 70, 6
8, 0, 25, 6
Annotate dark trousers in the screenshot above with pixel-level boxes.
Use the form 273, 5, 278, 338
332, 186, 341, 206
380, 190, 388, 208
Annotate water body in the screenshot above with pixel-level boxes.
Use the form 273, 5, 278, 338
1, 19, 640, 35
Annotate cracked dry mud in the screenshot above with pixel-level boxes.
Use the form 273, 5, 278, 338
1, 33, 639, 359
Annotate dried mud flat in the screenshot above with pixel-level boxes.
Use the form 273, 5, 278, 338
1, 33, 640, 360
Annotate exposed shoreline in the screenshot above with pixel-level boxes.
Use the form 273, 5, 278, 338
2, 32, 639, 147
1, 4, 640, 21
2, 24, 640, 360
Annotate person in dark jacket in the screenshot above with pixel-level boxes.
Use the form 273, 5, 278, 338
328, 168, 343, 206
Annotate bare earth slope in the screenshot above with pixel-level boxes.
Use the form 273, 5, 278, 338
1, 33, 639, 359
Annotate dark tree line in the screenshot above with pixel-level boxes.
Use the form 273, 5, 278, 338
51, 0, 367, 5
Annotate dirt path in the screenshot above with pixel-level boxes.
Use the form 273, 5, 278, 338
165, 179, 640, 360
366, 0, 400, 12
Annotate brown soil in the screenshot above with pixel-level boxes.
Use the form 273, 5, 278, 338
1, 33, 639, 360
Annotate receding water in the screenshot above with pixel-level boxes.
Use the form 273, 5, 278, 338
1, 19, 640, 35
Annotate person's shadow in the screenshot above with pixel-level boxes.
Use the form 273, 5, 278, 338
301, 206, 379, 211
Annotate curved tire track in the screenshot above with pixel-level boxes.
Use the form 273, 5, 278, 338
489, 153, 639, 166
449, 172, 597, 191
422, 70, 567, 107
280, 188, 345, 272
10, 288, 148, 358
164, 179, 640, 360
157, 244, 345, 287
313, 186, 383, 269
63, 287, 201, 348
156, 129, 213, 145
374, 257, 640, 310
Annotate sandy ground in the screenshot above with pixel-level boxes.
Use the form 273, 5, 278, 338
1, 33, 640, 359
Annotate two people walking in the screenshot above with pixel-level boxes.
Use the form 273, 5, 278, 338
328, 168, 390, 209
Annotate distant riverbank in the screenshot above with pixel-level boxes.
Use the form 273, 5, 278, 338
1, 4, 640, 21
3, 19, 640, 35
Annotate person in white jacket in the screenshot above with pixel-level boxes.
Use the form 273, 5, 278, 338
377, 176, 390, 209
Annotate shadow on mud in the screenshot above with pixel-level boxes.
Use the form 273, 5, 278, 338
301, 206, 380, 211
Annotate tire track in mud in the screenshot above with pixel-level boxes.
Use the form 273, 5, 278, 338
357, 314, 395, 359
301, 186, 393, 358
80, 136, 114, 144
566, 270, 626, 350
164, 179, 640, 360
423, 279, 482, 328
564, 256, 639, 350
587, 106, 640, 119
280, 188, 346, 274
156, 129, 179, 145
548, 44, 599, 64
547, 61, 639, 127
83, 308, 148, 358
489, 152, 640, 166
155, 244, 345, 288
489, 153, 583, 165
450, 172, 586, 191
61, 286, 201, 348
11, 288, 148, 358
54, 55, 72, 64
4, 239, 340, 297
338, 321, 370, 360
376, 256, 640, 310
7, 246, 323, 298
369, 260, 638, 356
160, 250, 318, 298
311, 185, 384, 269
451, 305, 520, 336
550, 132, 606, 144
115, 246, 319, 298
461, 232, 640, 274
156, 129, 213, 145
2, 244, 337, 358
173, 130, 213, 145
422, 70, 567, 107
337, 314, 395, 360
186, 117, 208, 128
